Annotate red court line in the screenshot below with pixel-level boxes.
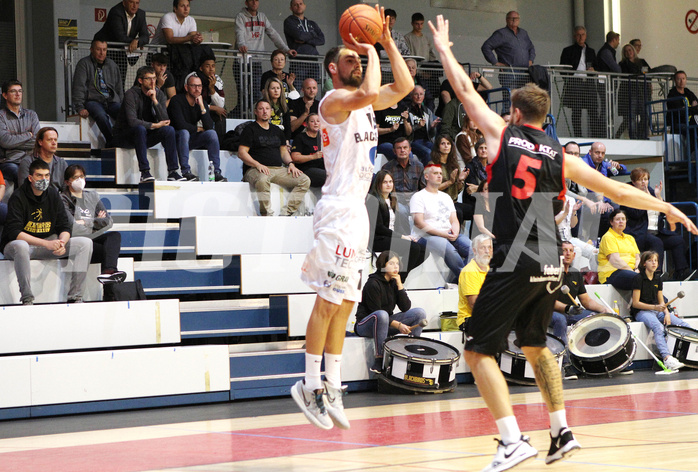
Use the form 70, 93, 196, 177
1, 388, 696, 472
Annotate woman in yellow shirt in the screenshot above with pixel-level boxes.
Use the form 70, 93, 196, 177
598, 209, 641, 290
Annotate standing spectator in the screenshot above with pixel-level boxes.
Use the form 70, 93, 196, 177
407, 85, 439, 166
168, 73, 227, 182
481, 11, 535, 109
290, 112, 325, 188
430, 134, 468, 225
152, 53, 177, 106
375, 102, 412, 161
18, 127, 67, 191
236, 0, 296, 55
0, 80, 40, 186
289, 78, 319, 138
559, 26, 598, 138
61, 164, 126, 284
381, 137, 425, 211
151, 0, 203, 46
354, 250, 427, 373
262, 77, 292, 141
618, 43, 649, 139
376, 9, 410, 57
260, 50, 297, 97
595, 31, 621, 73
112, 66, 181, 183
284, 0, 325, 82
1, 160, 92, 305
237, 99, 310, 216
196, 54, 229, 138
72, 40, 124, 147
410, 164, 471, 282
457, 234, 492, 332
93, 0, 150, 87
404, 13, 437, 61
629, 39, 650, 70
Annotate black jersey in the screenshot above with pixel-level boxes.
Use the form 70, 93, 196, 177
488, 124, 565, 247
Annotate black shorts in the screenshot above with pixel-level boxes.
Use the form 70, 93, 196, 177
465, 244, 562, 356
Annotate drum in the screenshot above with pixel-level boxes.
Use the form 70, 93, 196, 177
666, 325, 698, 369
380, 336, 461, 393
498, 332, 566, 386
568, 314, 636, 375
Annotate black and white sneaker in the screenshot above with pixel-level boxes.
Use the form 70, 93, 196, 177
167, 171, 186, 181
140, 170, 155, 182
481, 435, 537, 472
97, 271, 127, 285
182, 171, 199, 181
214, 171, 228, 182
545, 427, 581, 465
563, 365, 578, 380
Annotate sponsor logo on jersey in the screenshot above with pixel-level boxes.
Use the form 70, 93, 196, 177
321, 128, 330, 147
508, 136, 559, 159
354, 131, 377, 143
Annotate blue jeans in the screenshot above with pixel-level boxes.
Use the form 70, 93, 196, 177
175, 129, 220, 174
0, 162, 18, 186
84, 101, 120, 144
634, 310, 691, 359
411, 139, 433, 167
606, 269, 638, 291
113, 125, 179, 173
418, 233, 471, 280
354, 308, 427, 357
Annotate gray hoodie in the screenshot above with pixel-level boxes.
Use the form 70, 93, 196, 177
235, 7, 289, 52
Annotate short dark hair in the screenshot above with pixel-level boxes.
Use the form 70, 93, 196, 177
630, 167, 650, 183
411, 12, 424, 23
393, 136, 410, 147
675, 70, 687, 81
385, 9, 397, 19
2, 79, 22, 93
137, 66, 156, 80
474, 138, 486, 153
608, 208, 627, 222
64, 164, 87, 182
90, 39, 107, 48
375, 250, 400, 273
173, 0, 189, 9
29, 159, 50, 175
152, 53, 169, 65
199, 54, 216, 66
254, 99, 271, 110
564, 141, 579, 149
606, 31, 620, 42
630, 39, 641, 46
270, 49, 286, 60
324, 47, 341, 75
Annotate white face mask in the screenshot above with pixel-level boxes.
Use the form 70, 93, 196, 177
71, 177, 86, 192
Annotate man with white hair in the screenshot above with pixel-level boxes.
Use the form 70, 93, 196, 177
457, 234, 492, 332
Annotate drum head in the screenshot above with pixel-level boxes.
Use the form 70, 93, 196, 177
504, 332, 565, 356
667, 325, 698, 342
383, 336, 460, 363
568, 314, 630, 358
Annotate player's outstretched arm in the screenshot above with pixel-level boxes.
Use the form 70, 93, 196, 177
373, 10, 413, 111
429, 15, 505, 142
566, 156, 698, 234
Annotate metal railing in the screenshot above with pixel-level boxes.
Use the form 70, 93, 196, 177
671, 202, 698, 274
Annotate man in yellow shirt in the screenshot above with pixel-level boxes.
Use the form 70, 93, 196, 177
457, 234, 492, 330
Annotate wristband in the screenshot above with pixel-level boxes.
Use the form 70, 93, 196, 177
564, 304, 572, 314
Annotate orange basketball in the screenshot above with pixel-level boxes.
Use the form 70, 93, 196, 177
339, 4, 383, 45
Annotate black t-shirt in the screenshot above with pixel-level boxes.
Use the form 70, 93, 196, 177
291, 132, 324, 172
239, 121, 286, 173
631, 271, 662, 316
375, 104, 408, 146
556, 268, 587, 303
288, 97, 319, 138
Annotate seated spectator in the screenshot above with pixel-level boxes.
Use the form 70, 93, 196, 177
411, 164, 471, 282
0, 80, 40, 186
438, 71, 491, 125
61, 164, 126, 284
400, 59, 435, 111
455, 112, 483, 169
290, 113, 325, 187
471, 180, 494, 239
381, 137, 425, 211
407, 85, 439, 166
288, 78, 319, 139
440, 93, 464, 140
366, 170, 426, 282
151, 0, 202, 46
580, 142, 625, 238
465, 138, 488, 189
112, 66, 181, 183
72, 40, 123, 147
237, 99, 310, 216
404, 13, 437, 61
598, 209, 640, 290
435, 78, 454, 118
168, 73, 227, 182
262, 77, 292, 142
631, 250, 690, 371
0, 170, 6, 226
667, 70, 698, 131
621, 168, 688, 280
0, 160, 92, 305
549, 241, 607, 380
196, 54, 228, 138
18, 127, 67, 191
260, 50, 297, 98
617, 43, 649, 139
556, 185, 598, 269
354, 250, 427, 373
375, 102, 412, 161
430, 134, 468, 225
582, 142, 628, 177
152, 53, 177, 106
457, 234, 492, 332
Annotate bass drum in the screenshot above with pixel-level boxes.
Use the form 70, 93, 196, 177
497, 332, 566, 386
568, 314, 636, 376
666, 325, 698, 369
379, 336, 461, 393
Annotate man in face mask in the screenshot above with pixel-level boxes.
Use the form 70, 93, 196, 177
0, 159, 93, 305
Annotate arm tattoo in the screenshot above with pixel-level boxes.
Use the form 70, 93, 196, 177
534, 349, 565, 410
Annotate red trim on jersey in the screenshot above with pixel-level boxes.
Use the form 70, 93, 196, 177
559, 150, 568, 201
523, 123, 545, 132
486, 127, 507, 185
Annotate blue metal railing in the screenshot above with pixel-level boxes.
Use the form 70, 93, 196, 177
669, 201, 698, 273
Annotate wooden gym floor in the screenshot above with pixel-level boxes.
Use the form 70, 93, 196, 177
0, 369, 697, 472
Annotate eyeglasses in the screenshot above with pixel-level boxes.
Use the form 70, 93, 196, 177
188, 84, 203, 88
6, 89, 22, 95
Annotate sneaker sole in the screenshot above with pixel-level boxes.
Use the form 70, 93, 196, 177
490, 450, 538, 472
325, 401, 350, 430
545, 443, 581, 465
290, 385, 333, 430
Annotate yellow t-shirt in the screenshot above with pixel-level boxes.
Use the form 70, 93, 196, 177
597, 229, 640, 283
457, 258, 489, 326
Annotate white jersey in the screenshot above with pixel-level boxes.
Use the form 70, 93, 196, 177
319, 90, 376, 200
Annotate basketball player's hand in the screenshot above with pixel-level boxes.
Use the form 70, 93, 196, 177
377, 6, 393, 48
666, 205, 698, 234
256, 164, 270, 175
288, 163, 303, 178
428, 15, 453, 54
344, 34, 373, 55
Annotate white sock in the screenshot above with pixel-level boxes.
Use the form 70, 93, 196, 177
495, 416, 521, 445
324, 353, 342, 389
304, 353, 323, 391
550, 409, 568, 436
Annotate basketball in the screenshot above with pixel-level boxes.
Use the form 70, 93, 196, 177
338, 4, 383, 45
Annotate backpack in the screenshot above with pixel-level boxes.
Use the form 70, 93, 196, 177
220, 121, 252, 152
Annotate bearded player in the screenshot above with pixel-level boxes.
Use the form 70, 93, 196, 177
430, 15, 698, 472
291, 6, 412, 430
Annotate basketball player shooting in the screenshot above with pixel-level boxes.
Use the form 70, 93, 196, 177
430, 14, 698, 472
292, 5, 413, 430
